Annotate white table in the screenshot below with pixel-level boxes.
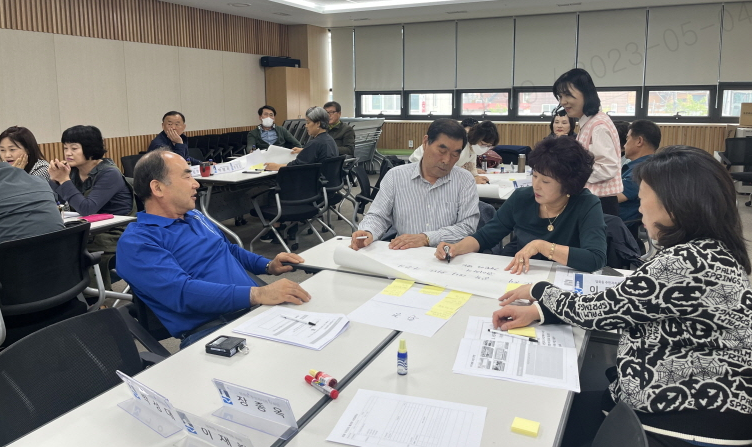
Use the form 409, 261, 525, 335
195, 170, 278, 247
282, 288, 590, 447
8, 270, 398, 447
477, 172, 532, 201
64, 215, 136, 234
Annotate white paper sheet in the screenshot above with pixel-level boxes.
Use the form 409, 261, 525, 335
232, 307, 349, 351
453, 316, 580, 392
348, 300, 449, 337
553, 265, 608, 291
326, 389, 486, 447
334, 242, 553, 299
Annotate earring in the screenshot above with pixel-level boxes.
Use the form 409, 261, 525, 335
566, 194, 570, 198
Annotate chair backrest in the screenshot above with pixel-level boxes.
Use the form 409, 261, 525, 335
320, 155, 347, 192
353, 165, 372, 199
275, 163, 324, 205
0, 221, 92, 315
604, 215, 643, 269
372, 158, 394, 197
121, 154, 144, 178
0, 308, 144, 446
188, 146, 205, 162
127, 293, 172, 342
591, 401, 648, 447
724, 137, 752, 168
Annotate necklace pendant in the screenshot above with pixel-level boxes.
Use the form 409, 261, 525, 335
547, 224, 554, 232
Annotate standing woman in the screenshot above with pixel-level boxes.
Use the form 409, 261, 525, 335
0, 126, 50, 179
554, 68, 621, 216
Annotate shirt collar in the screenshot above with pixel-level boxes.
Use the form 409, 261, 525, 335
258, 124, 276, 131
329, 121, 342, 130
136, 210, 193, 228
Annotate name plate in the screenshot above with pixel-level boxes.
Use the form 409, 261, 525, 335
176, 408, 254, 447
191, 165, 201, 177
115, 370, 182, 438
211, 379, 297, 440
573, 273, 626, 294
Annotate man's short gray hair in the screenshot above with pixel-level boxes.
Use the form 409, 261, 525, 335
133, 148, 171, 201
306, 106, 330, 130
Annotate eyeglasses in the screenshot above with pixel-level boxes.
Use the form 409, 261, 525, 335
326, 111, 338, 115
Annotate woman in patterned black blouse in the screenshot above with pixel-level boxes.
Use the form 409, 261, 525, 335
495, 146, 752, 446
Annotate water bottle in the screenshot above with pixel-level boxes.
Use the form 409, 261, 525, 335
481, 154, 488, 172
518, 154, 526, 173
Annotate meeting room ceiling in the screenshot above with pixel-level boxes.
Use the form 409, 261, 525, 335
163, 0, 728, 27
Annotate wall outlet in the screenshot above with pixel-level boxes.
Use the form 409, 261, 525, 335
408, 140, 414, 148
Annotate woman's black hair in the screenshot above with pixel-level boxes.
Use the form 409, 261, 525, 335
0, 126, 45, 173
468, 121, 499, 146
528, 137, 594, 196
553, 68, 601, 117
61, 125, 106, 160
633, 145, 750, 273
548, 114, 576, 136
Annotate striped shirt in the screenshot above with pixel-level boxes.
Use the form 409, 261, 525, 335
359, 162, 480, 246
577, 111, 623, 197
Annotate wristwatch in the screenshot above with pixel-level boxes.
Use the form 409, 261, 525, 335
265, 261, 272, 275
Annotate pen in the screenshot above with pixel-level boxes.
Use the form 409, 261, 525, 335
356, 236, 368, 240
487, 328, 537, 343
443, 245, 452, 264
281, 315, 316, 326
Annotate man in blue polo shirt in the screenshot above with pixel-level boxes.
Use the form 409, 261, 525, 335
117, 149, 310, 349
617, 119, 660, 233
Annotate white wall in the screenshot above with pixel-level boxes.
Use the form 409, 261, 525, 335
0, 29, 266, 144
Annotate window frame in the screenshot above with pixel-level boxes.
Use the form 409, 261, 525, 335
641, 85, 718, 123
717, 82, 752, 123
355, 91, 404, 119
593, 86, 642, 120
510, 86, 560, 121
455, 89, 512, 119
403, 90, 456, 119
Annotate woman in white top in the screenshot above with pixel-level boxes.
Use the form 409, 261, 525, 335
553, 69, 622, 216
409, 120, 499, 184
0, 126, 50, 180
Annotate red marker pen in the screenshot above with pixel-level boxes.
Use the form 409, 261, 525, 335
304, 375, 339, 399
308, 369, 338, 387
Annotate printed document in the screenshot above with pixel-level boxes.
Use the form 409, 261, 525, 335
232, 307, 349, 350
327, 389, 486, 447
452, 316, 580, 392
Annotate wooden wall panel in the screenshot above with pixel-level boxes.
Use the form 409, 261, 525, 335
38, 125, 255, 171
0, 0, 288, 56
377, 121, 732, 155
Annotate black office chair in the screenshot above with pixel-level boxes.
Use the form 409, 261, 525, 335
121, 154, 144, 178
492, 145, 532, 165
188, 146, 205, 163
351, 164, 374, 223
722, 137, 752, 206
205, 134, 221, 162
193, 134, 210, 158
320, 156, 357, 232
249, 163, 333, 252
228, 131, 247, 156
604, 215, 643, 270
216, 133, 232, 162
591, 401, 648, 447
0, 221, 104, 347
0, 307, 167, 445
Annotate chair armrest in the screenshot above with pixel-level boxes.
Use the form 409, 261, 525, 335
250, 186, 278, 200
354, 194, 374, 203
140, 351, 167, 367
117, 306, 172, 358
85, 250, 103, 266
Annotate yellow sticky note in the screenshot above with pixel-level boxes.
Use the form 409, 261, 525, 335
426, 290, 471, 319
425, 307, 456, 319
445, 290, 472, 302
419, 285, 445, 295
508, 327, 537, 338
511, 417, 540, 438
250, 163, 265, 170
380, 279, 415, 297
506, 283, 524, 292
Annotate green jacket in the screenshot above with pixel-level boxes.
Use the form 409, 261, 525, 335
328, 121, 355, 156
247, 125, 301, 150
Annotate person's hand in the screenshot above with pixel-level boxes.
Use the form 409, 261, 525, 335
505, 240, 543, 274
497, 284, 535, 306
389, 233, 428, 250
251, 279, 311, 306
477, 169, 487, 174
350, 230, 373, 250
474, 175, 489, 184
48, 159, 71, 184
492, 305, 540, 331
264, 162, 282, 171
11, 153, 28, 169
291, 147, 304, 154
268, 252, 305, 275
435, 242, 456, 260
165, 128, 183, 145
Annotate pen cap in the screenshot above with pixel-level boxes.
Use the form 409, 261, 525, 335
309, 369, 320, 377
398, 339, 407, 353
305, 375, 314, 384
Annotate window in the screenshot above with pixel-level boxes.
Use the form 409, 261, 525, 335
721, 88, 752, 117
407, 92, 453, 116
598, 90, 638, 116
459, 92, 509, 116
516, 90, 558, 116
646, 89, 711, 117
357, 93, 402, 116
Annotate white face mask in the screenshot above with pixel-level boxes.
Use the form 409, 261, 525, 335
471, 144, 489, 155
261, 117, 274, 128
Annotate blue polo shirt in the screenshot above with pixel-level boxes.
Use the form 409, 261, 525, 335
619, 155, 652, 225
116, 210, 270, 337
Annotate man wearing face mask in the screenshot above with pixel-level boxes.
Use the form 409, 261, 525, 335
147, 111, 201, 165
246, 105, 302, 151
409, 120, 498, 184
